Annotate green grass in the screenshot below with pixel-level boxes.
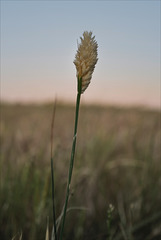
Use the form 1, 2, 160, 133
0, 102, 161, 240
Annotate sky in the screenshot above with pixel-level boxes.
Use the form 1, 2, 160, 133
1, 0, 160, 108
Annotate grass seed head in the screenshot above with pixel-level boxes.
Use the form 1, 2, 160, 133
74, 31, 98, 93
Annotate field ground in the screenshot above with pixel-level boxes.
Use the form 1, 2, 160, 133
0, 102, 161, 240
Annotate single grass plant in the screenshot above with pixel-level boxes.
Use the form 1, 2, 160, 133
59, 31, 98, 239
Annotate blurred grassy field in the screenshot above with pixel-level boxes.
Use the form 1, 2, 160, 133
0, 102, 161, 240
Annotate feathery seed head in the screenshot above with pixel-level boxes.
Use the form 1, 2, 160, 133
74, 31, 98, 94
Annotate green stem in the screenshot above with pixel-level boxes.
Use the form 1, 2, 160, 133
51, 157, 58, 240
59, 77, 82, 240
50, 99, 57, 240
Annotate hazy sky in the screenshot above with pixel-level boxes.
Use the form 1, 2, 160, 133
1, 0, 160, 108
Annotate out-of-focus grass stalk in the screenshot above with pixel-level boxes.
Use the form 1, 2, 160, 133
59, 77, 82, 240
51, 157, 57, 240
50, 99, 57, 240
45, 217, 49, 240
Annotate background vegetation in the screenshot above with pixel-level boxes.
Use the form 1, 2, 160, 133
0, 102, 161, 240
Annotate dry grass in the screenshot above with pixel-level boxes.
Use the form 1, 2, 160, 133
0, 102, 161, 240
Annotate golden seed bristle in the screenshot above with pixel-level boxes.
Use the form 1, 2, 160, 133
74, 31, 98, 93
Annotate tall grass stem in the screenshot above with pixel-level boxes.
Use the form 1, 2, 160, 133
50, 99, 58, 240
59, 78, 82, 240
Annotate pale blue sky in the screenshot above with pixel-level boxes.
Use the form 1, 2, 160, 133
1, 0, 160, 108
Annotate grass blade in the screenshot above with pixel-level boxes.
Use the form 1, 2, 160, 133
50, 99, 57, 240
